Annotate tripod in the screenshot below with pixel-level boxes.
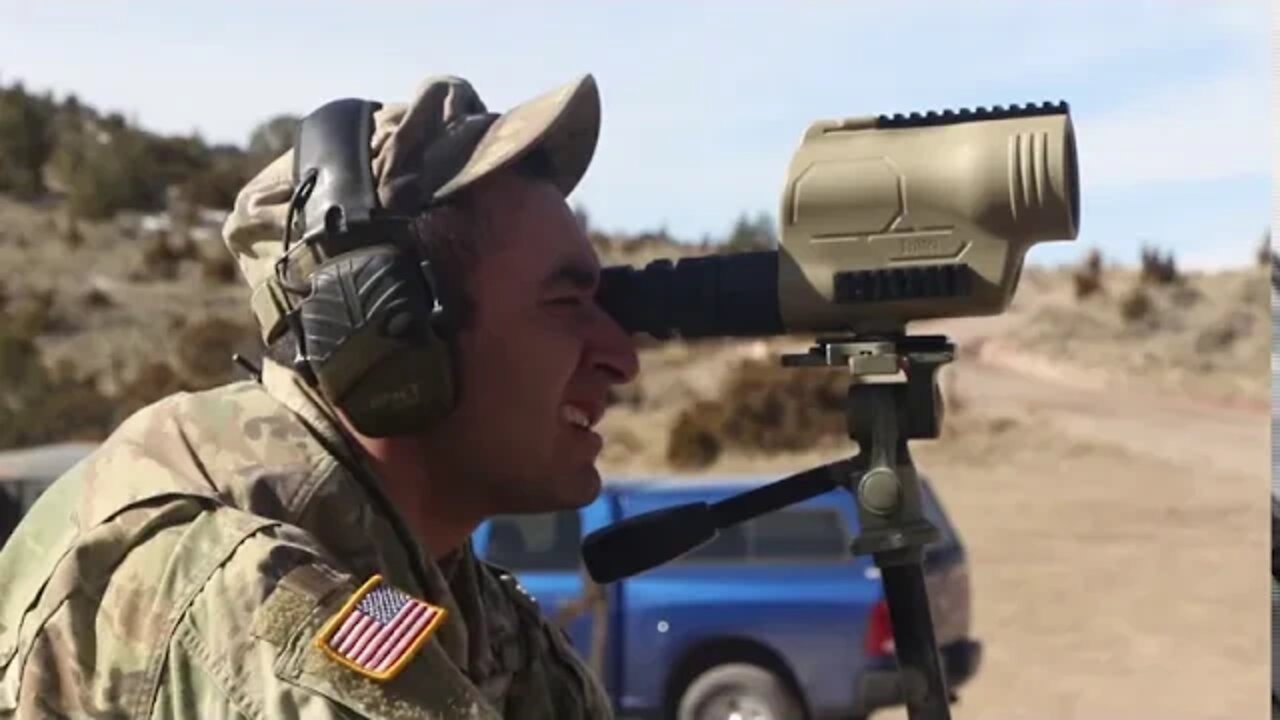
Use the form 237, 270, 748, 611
582, 332, 957, 720
782, 334, 955, 720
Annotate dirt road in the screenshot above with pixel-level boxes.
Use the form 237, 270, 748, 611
865, 317, 1271, 720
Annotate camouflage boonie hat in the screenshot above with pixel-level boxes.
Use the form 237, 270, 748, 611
222, 74, 601, 344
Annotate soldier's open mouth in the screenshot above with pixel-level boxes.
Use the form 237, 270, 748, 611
560, 404, 604, 457
562, 404, 592, 429
561, 402, 604, 433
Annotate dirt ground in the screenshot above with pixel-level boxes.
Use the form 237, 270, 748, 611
868, 321, 1267, 720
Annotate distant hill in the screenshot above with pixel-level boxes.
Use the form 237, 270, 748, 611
0, 79, 301, 221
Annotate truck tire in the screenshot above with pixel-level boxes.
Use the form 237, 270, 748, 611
676, 663, 804, 720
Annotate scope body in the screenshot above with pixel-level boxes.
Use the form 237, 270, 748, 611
597, 102, 1079, 339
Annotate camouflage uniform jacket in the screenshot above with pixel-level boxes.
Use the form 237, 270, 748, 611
0, 359, 613, 719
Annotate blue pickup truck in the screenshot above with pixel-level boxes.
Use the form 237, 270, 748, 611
474, 474, 982, 720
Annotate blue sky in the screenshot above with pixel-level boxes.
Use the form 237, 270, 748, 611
0, 1, 1271, 269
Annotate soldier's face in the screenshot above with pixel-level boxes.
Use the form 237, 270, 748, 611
427, 171, 638, 513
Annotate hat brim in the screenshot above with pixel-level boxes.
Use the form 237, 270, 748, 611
432, 74, 601, 202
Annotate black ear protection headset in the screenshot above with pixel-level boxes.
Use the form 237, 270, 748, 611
271, 98, 469, 438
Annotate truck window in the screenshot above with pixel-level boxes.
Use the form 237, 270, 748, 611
671, 508, 849, 565
749, 509, 849, 561
679, 524, 749, 562
485, 510, 582, 571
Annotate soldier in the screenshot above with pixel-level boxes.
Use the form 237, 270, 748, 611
0, 73, 638, 719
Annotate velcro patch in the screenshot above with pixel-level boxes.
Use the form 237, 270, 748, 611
313, 574, 446, 682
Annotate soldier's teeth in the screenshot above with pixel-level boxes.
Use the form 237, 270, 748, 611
561, 406, 590, 429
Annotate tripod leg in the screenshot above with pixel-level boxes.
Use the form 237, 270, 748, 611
881, 563, 953, 720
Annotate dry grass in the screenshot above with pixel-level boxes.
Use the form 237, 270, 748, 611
1006, 263, 1268, 405
1119, 285, 1154, 324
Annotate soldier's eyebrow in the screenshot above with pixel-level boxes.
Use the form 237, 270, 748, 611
539, 261, 598, 293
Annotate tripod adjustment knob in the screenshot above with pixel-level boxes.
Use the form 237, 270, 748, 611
858, 467, 901, 515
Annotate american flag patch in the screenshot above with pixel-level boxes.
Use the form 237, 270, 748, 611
314, 575, 446, 681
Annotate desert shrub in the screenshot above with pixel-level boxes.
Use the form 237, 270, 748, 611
1256, 230, 1273, 267
1168, 281, 1202, 308
52, 123, 166, 219
7, 289, 56, 337
170, 316, 258, 387
719, 211, 778, 254
0, 326, 117, 449
182, 147, 255, 210
0, 329, 45, 393
0, 81, 275, 217
665, 359, 848, 469
987, 416, 1019, 434
137, 229, 199, 281
1139, 245, 1179, 286
1119, 286, 1154, 323
81, 286, 113, 309
1072, 248, 1104, 299
0, 330, 244, 450
61, 210, 84, 249
1194, 310, 1254, 353
14, 372, 119, 445
0, 83, 55, 198
111, 361, 193, 421
200, 252, 240, 284
48, 112, 257, 219
667, 401, 726, 469
717, 360, 847, 451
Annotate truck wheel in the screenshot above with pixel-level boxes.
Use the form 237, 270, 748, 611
677, 663, 803, 720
